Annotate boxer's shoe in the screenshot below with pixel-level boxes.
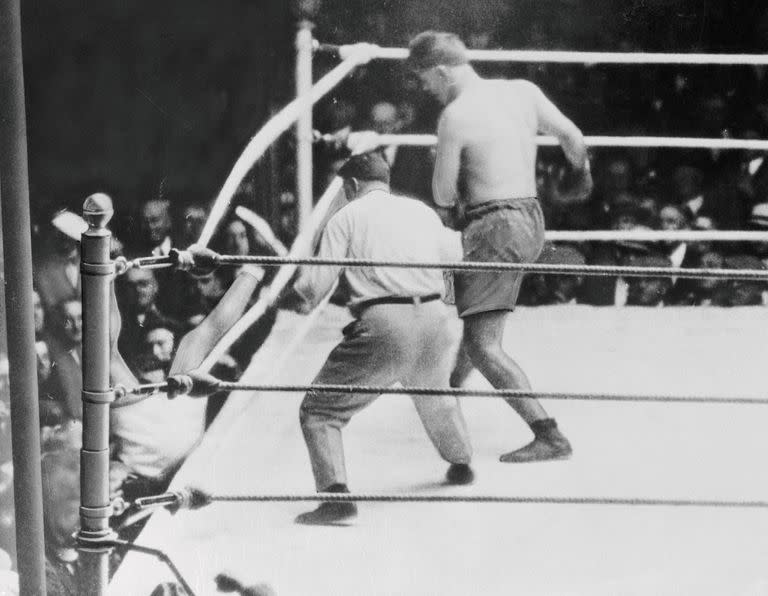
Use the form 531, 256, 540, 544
294, 484, 358, 526
500, 420, 572, 463
445, 463, 475, 485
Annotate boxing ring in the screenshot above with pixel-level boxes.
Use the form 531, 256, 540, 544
69, 41, 768, 595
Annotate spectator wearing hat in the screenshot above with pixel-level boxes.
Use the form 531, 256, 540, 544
33, 210, 87, 312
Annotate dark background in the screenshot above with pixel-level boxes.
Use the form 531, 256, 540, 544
17, 0, 768, 221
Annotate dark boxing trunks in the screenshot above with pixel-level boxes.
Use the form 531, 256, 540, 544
454, 197, 545, 317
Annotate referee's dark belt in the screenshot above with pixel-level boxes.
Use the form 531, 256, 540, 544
355, 293, 441, 311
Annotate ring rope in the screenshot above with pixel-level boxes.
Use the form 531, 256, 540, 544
349, 132, 768, 151
114, 230, 768, 275
544, 230, 768, 242
197, 177, 345, 372
116, 376, 768, 406
212, 492, 768, 509
184, 254, 768, 281
214, 383, 768, 405
196, 46, 372, 247
318, 42, 768, 66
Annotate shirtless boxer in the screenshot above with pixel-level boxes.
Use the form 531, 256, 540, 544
408, 31, 593, 462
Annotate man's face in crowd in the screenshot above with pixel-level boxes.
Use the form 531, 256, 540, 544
61, 300, 83, 345
627, 277, 669, 306
659, 205, 687, 231
142, 199, 172, 244
126, 269, 158, 310
145, 327, 175, 364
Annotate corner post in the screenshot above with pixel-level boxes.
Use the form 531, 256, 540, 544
295, 15, 315, 232
77, 193, 116, 595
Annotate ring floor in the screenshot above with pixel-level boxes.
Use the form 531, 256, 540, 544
108, 305, 768, 596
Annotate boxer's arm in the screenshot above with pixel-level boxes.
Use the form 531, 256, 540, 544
529, 83, 593, 201
529, 82, 589, 171
169, 268, 263, 375
432, 110, 463, 209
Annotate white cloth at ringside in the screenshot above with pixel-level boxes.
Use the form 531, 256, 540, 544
111, 393, 207, 479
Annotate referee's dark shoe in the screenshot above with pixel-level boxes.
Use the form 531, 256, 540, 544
294, 483, 358, 526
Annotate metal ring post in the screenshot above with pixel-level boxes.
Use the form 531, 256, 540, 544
0, 0, 47, 589
296, 17, 315, 232
77, 193, 116, 595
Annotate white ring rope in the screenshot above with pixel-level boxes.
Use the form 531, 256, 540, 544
360, 132, 768, 151
324, 42, 768, 66
545, 231, 768, 242
196, 45, 374, 248
199, 177, 344, 372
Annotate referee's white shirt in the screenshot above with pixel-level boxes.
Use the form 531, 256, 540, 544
294, 189, 461, 309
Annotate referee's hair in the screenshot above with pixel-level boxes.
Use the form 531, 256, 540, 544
337, 151, 390, 184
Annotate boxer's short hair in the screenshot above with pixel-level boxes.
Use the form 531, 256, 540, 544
407, 31, 468, 72
338, 151, 390, 184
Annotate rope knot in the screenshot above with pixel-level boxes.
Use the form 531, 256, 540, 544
171, 244, 221, 277
166, 371, 222, 399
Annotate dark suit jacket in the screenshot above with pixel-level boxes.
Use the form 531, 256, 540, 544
48, 339, 82, 420
34, 255, 80, 312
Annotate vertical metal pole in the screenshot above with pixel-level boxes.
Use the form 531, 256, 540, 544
295, 18, 314, 232
77, 193, 116, 596
0, 0, 48, 592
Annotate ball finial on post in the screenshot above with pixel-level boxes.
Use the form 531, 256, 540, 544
82, 192, 114, 230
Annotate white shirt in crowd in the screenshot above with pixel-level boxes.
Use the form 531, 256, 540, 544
111, 393, 206, 479
295, 189, 461, 309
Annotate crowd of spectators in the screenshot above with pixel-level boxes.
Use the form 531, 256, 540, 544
0, 198, 278, 590
304, 3, 768, 309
